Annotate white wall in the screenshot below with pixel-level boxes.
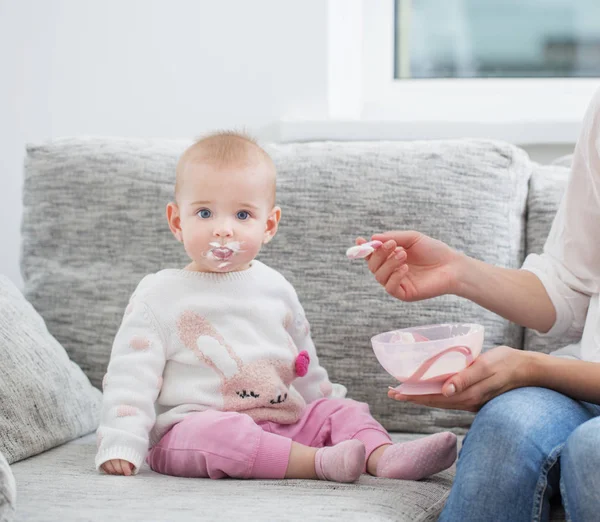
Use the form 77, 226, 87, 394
0, 0, 577, 288
0, 0, 330, 287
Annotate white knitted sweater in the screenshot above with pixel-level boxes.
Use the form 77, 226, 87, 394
95, 261, 345, 471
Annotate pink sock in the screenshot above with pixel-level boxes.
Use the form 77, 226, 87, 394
376, 432, 457, 480
314, 440, 365, 483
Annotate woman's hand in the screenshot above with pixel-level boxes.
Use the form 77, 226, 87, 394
388, 346, 534, 412
101, 459, 134, 476
356, 231, 464, 302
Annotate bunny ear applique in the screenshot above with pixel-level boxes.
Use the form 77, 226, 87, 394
197, 335, 239, 379
177, 311, 241, 379
295, 350, 310, 377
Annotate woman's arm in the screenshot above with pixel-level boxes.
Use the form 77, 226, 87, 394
529, 354, 600, 405
456, 257, 556, 333
381, 87, 600, 411
461, 87, 600, 336
362, 234, 562, 333
368, 88, 600, 339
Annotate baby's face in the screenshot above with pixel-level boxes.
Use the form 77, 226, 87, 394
171, 159, 279, 273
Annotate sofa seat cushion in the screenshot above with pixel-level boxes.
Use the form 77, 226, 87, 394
11, 433, 453, 522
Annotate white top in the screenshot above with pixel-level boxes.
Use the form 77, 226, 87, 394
95, 261, 346, 472
522, 88, 600, 361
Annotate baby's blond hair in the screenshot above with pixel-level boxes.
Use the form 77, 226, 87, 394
175, 131, 275, 203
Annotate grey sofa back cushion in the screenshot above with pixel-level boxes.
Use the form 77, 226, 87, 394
523, 163, 581, 352
22, 138, 531, 433
0, 275, 102, 464
22, 138, 189, 389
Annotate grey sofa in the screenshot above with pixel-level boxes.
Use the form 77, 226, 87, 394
5, 137, 571, 521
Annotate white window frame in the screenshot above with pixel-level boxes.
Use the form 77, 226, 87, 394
278, 0, 600, 145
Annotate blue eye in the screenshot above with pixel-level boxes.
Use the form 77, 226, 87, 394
197, 209, 212, 219
237, 211, 250, 221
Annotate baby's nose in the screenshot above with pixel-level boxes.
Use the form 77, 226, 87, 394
214, 223, 233, 237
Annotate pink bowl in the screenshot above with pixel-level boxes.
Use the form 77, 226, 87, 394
371, 323, 484, 395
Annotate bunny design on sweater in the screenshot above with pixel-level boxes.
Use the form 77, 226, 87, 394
177, 310, 309, 424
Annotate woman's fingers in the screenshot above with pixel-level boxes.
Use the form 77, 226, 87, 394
103, 461, 115, 475
372, 230, 422, 250
441, 346, 519, 397
353, 237, 410, 295
367, 240, 398, 273
384, 264, 409, 295
387, 347, 522, 411
388, 389, 477, 411
441, 357, 492, 397
388, 373, 504, 412
373, 250, 408, 287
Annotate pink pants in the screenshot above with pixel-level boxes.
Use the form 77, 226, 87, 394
146, 398, 391, 479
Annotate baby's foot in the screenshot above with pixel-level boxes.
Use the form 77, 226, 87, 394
376, 432, 457, 480
315, 440, 365, 483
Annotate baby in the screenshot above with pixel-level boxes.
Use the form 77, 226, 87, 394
95, 131, 457, 482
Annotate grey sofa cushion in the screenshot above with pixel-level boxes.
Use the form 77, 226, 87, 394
12, 432, 567, 522
0, 275, 102, 464
22, 138, 531, 433
0, 452, 15, 522
523, 163, 582, 353
10, 433, 567, 522
11, 433, 453, 522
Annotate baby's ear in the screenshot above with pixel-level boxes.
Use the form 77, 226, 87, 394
166, 202, 183, 242
263, 206, 281, 244
197, 336, 239, 378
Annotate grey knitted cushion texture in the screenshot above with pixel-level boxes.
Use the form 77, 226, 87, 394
21, 138, 531, 433
0, 275, 102, 464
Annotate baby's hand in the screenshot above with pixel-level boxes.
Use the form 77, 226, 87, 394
101, 459, 134, 476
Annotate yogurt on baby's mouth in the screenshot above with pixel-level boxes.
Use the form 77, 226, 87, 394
208, 241, 242, 262
211, 247, 233, 260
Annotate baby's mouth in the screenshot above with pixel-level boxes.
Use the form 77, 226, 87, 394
211, 247, 233, 260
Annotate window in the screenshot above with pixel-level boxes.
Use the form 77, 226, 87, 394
395, 0, 600, 80
278, 0, 600, 145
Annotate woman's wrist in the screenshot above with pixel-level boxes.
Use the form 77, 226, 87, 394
450, 251, 480, 299
517, 350, 546, 388
517, 351, 600, 404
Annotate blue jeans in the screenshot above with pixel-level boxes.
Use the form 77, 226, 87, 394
439, 387, 600, 522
